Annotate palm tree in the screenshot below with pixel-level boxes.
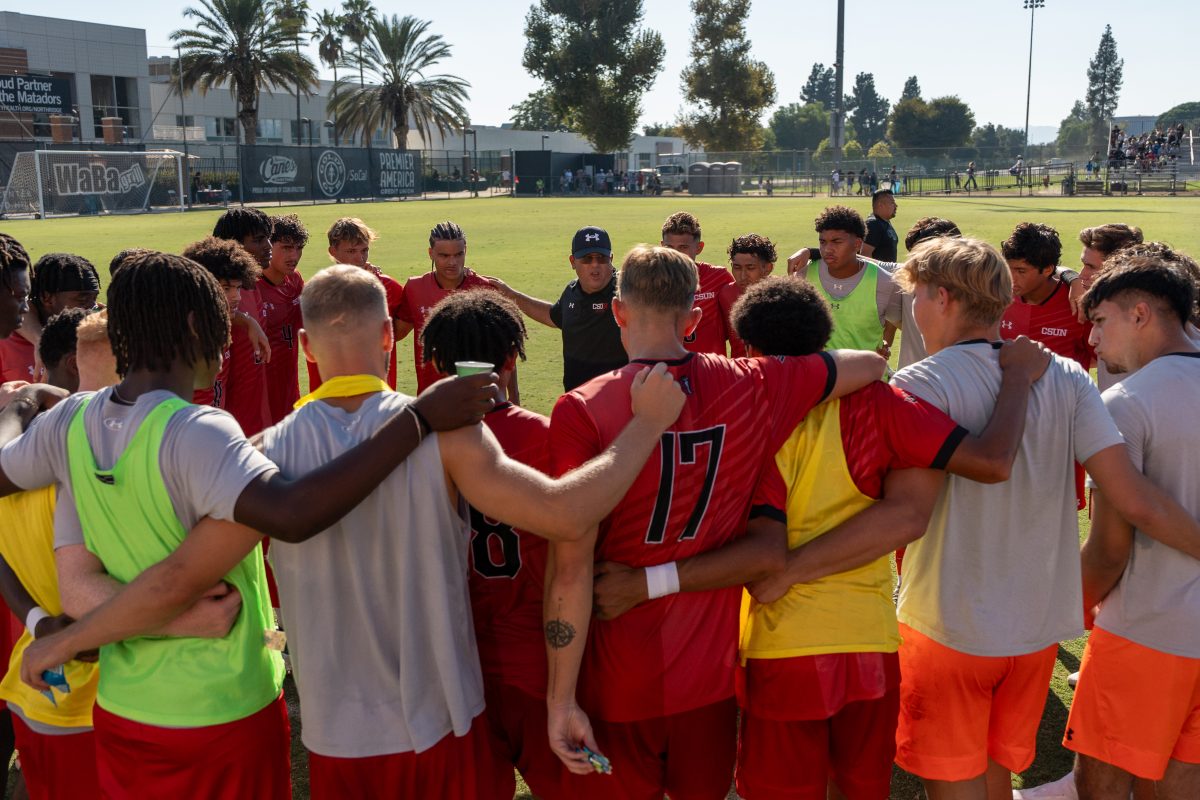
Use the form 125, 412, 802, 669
172, 0, 318, 145
311, 9, 344, 144
273, 0, 309, 144
339, 0, 375, 144
328, 14, 469, 150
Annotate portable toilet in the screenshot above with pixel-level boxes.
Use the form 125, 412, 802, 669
723, 161, 743, 194
707, 162, 725, 193
688, 162, 710, 195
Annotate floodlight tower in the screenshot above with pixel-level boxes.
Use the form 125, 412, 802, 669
832, 0, 845, 169
1022, 0, 1045, 153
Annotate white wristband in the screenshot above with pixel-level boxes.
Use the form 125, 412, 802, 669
25, 606, 50, 638
645, 562, 680, 600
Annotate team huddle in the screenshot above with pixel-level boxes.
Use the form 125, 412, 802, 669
0, 198, 1194, 800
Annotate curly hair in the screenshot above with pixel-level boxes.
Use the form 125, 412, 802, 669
38, 306, 89, 370
429, 220, 467, 247
181, 237, 261, 290
661, 211, 702, 240
904, 217, 962, 251
814, 205, 866, 239
0, 234, 32, 291
1001, 222, 1061, 270
271, 213, 310, 246
730, 276, 832, 356
1078, 224, 1143, 257
212, 207, 271, 242
421, 289, 526, 375
728, 233, 777, 264
107, 251, 229, 375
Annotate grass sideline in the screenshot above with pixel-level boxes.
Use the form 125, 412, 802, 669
2, 194, 1192, 798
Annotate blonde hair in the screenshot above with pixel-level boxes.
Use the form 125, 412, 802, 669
897, 237, 1013, 327
326, 217, 378, 247
75, 309, 110, 348
301, 265, 387, 333
617, 245, 698, 313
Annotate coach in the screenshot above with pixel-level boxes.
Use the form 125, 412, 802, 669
490, 226, 628, 391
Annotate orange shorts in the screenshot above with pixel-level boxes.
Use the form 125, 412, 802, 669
1064, 627, 1200, 780
895, 623, 1057, 781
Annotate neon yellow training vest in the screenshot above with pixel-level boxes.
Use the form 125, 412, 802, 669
807, 260, 883, 351
740, 398, 900, 661
66, 395, 283, 727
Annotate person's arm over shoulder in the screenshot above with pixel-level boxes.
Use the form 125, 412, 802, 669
0, 393, 81, 499
891, 359, 952, 415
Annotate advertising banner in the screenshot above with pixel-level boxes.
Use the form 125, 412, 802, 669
240, 146, 311, 201
0, 74, 71, 115
372, 150, 422, 197
240, 146, 421, 201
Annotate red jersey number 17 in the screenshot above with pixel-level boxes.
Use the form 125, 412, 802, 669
645, 426, 725, 544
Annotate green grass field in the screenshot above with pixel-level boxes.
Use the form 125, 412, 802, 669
2, 193, 1195, 798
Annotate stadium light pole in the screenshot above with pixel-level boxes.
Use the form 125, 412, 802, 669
832, 0, 845, 171
175, 44, 192, 206
541, 134, 549, 151
1022, 0, 1045, 154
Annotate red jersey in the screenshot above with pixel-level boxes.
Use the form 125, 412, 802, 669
398, 268, 493, 392
309, 266, 403, 391
683, 262, 736, 356
256, 272, 304, 424
0, 331, 36, 382
224, 288, 270, 436
470, 402, 551, 698
193, 344, 232, 409
1001, 280, 1093, 370
549, 351, 836, 722
718, 283, 746, 359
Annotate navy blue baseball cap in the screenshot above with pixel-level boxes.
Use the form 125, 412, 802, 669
572, 226, 612, 258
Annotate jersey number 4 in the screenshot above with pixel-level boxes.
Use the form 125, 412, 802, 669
470, 508, 521, 579
645, 426, 725, 544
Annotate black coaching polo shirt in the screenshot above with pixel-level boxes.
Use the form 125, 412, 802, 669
549, 275, 628, 391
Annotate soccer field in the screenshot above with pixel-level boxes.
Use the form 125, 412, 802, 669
3, 194, 1193, 797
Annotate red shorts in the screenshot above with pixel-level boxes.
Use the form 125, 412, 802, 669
308, 713, 511, 800
12, 716, 99, 800
736, 654, 899, 800
559, 697, 737, 800
896, 623, 1057, 781
1065, 627, 1200, 779
483, 680, 563, 798
93, 694, 291, 800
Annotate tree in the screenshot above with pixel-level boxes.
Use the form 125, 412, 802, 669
843, 139, 863, 160
814, 137, 833, 164
311, 10, 344, 138
888, 96, 974, 156
172, 0, 318, 145
1158, 101, 1200, 131
848, 72, 889, 148
678, 0, 776, 151
523, 0, 665, 153
643, 121, 682, 137
800, 63, 836, 107
328, 14, 469, 149
510, 88, 573, 131
340, 0, 376, 122
1055, 100, 1092, 156
867, 141, 892, 159
973, 122, 1026, 159
1086, 24, 1123, 150
900, 76, 921, 102
274, 0, 309, 141
768, 102, 828, 151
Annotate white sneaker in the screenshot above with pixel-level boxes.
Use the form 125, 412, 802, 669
1012, 772, 1078, 800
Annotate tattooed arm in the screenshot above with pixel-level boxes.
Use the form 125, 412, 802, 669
544, 526, 602, 775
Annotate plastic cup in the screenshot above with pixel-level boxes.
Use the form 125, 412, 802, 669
455, 361, 494, 377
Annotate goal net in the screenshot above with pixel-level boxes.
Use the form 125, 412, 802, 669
1, 150, 186, 218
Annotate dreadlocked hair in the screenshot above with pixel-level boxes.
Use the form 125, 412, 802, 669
429, 221, 466, 247
421, 289, 526, 375
0, 234, 31, 290
181, 237, 261, 289
107, 251, 230, 375
38, 307, 89, 370
271, 213, 309, 246
109, 247, 153, 277
212, 207, 271, 241
30, 253, 100, 314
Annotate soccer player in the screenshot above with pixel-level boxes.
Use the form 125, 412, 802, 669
888, 237, 1200, 800
257, 265, 682, 798
258, 214, 307, 423
1072, 223, 1145, 389
592, 276, 1049, 800
862, 189, 900, 262
487, 226, 627, 391
659, 211, 736, 355
422, 290, 564, 797
0, 308, 119, 800
397, 221, 496, 393
3, 250, 497, 799
0, 253, 99, 383
316, 217, 404, 389
544, 245, 886, 799
717, 234, 776, 358
1000, 222, 1094, 370
211, 208, 273, 436
181, 237, 258, 413
1068, 254, 1200, 799
802, 206, 901, 356
0, 237, 32, 348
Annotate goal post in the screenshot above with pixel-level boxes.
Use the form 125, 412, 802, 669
1, 150, 186, 218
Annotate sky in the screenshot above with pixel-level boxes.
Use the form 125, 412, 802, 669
42, 0, 1194, 141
